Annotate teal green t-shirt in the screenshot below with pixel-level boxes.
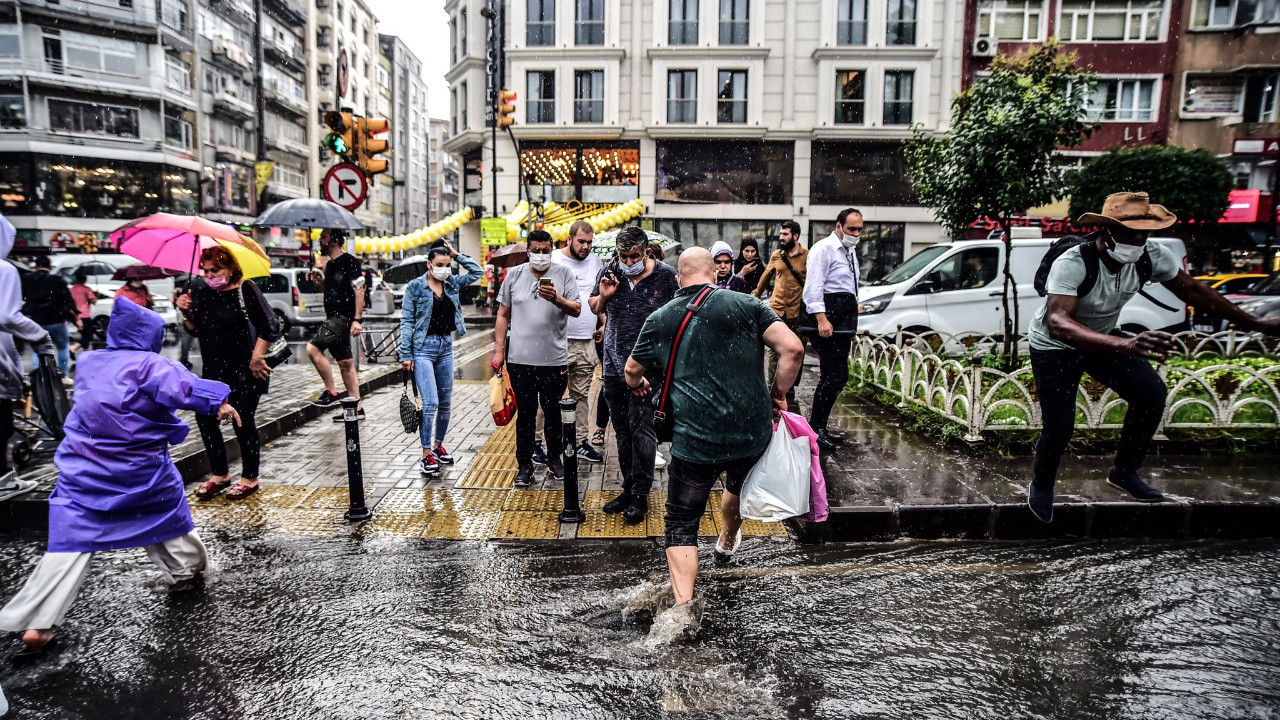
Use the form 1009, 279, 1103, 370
629, 284, 781, 464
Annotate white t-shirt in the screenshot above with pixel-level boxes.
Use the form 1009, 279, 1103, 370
552, 249, 603, 340
1028, 241, 1180, 351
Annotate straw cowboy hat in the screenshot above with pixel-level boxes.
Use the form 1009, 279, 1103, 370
1077, 191, 1177, 231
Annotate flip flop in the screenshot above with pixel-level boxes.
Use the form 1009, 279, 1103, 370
226, 483, 259, 500
194, 478, 232, 500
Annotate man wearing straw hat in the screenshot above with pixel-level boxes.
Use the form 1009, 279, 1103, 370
1026, 191, 1280, 523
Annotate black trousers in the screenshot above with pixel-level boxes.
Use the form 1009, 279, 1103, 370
509, 363, 568, 468
808, 319, 856, 431
602, 376, 657, 497
1030, 348, 1168, 489
195, 388, 263, 478
665, 452, 762, 548
0, 398, 12, 475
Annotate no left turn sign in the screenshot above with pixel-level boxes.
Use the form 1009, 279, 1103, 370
322, 162, 367, 211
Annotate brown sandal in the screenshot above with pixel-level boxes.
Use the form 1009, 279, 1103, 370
195, 478, 232, 500
226, 483, 260, 500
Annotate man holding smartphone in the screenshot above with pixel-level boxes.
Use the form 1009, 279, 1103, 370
491, 230, 582, 486
307, 228, 367, 419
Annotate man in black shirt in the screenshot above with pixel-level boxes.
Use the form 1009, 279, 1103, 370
307, 229, 366, 416
21, 254, 78, 376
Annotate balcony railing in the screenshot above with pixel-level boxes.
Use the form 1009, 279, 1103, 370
25, 0, 159, 26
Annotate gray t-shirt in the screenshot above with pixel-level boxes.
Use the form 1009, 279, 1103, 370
1028, 241, 1179, 351
498, 263, 580, 366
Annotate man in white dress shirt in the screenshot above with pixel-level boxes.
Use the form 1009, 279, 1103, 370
801, 208, 863, 450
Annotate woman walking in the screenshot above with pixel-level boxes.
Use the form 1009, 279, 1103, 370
176, 247, 281, 500
68, 270, 97, 350
398, 241, 483, 475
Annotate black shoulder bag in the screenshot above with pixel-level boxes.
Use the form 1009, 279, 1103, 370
652, 286, 717, 443
234, 284, 292, 368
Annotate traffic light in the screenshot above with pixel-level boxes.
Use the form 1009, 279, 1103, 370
322, 111, 355, 157
354, 117, 390, 176
496, 90, 517, 129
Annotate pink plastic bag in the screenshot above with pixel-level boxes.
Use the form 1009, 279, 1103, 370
778, 411, 829, 523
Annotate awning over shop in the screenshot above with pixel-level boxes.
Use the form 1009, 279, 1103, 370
1221, 189, 1277, 224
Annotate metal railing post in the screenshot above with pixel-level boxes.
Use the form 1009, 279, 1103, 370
558, 397, 585, 524
340, 397, 371, 521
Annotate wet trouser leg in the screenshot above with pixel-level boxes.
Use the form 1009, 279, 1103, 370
509, 364, 568, 467
664, 453, 762, 548
195, 388, 261, 478
1079, 352, 1167, 474
603, 376, 657, 497
1030, 348, 1087, 490
809, 332, 852, 432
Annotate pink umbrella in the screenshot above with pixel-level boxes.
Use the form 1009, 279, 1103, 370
109, 213, 270, 276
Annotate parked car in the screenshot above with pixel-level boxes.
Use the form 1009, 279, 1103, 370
1192, 270, 1280, 333
52, 253, 177, 310
254, 268, 326, 334
1189, 273, 1267, 332
857, 236, 1188, 337
90, 292, 178, 334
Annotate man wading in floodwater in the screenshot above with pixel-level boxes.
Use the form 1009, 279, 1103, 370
1027, 192, 1280, 523
626, 248, 804, 627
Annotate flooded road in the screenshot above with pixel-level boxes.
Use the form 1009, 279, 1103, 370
0, 532, 1276, 719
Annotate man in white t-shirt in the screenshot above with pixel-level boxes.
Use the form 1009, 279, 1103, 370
544, 220, 605, 463
1026, 191, 1280, 523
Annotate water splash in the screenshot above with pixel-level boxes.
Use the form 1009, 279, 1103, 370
645, 591, 704, 646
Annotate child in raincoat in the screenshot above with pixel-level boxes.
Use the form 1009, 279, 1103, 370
0, 297, 241, 655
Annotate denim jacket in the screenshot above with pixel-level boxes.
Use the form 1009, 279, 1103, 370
397, 253, 483, 361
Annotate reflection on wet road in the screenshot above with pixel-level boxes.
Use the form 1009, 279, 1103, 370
0, 532, 1276, 719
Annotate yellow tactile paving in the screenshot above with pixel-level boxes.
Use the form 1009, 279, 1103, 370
480, 440, 517, 455
295, 487, 372, 509
576, 512, 650, 539
468, 453, 520, 473
440, 489, 509, 512
187, 485, 317, 508
271, 509, 349, 537
453, 469, 516, 489
426, 510, 499, 539
491, 511, 561, 540
502, 490, 565, 512
358, 511, 434, 538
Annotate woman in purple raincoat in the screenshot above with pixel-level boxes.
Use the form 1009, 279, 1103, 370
0, 297, 241, 655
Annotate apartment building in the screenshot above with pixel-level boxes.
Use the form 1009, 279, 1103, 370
430, 116, 460, 223
444, 0, 965, 279
379, 33, 429, 235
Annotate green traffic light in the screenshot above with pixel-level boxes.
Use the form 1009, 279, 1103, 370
325, 132, 348, 154
518, 227, 528, 239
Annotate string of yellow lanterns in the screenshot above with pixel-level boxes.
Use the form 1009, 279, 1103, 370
351, 207, 477, 256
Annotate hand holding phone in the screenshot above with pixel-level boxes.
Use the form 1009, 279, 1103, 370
537, 277, 557, 302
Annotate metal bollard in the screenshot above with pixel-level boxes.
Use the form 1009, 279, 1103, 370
558, 397, 585, 524
340, 397, 372, 521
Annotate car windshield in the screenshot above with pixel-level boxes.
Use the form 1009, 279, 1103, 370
1247, 271, 1280, 295
870, 245, 951, 286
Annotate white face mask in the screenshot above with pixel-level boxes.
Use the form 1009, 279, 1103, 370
529, 252, 552, 271
619, 257, 646, 277
1107, 237, 1145, 264
840, 236, 859, 250
431, 266, 451, 281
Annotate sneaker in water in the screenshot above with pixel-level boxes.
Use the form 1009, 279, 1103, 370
531, 443, 548, 466
576, 441, 603, 463
647, 591, 705, 645
433, 445, 455, 464
312, 390, 342, 408
419, 454, 440, 476
513, 465, 535, 488
1107, 469, 1165, 502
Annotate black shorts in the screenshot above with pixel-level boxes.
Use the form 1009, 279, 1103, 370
309, 315, 353, 361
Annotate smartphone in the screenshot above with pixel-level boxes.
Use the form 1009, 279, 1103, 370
539, 278, 554, 288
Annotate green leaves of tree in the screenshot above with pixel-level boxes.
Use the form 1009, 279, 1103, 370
1068, 146, 1234, 223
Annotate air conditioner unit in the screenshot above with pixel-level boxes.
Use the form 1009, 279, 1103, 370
972, 37, 998, 58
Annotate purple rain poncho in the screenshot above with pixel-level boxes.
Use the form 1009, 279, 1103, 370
49, 297, 229, 553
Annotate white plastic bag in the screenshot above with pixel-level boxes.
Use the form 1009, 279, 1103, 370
739, 420, 811, 522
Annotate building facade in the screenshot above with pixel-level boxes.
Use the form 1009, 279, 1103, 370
443, 0, 965, 279
379, 33, 429, 234
0, 0, 204, 253
257, 0, 312, 208
430, 116, 460, 223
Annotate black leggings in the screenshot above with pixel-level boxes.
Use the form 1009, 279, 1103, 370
195, 388, 263, 478
0, 398, 12, 475
809, 330, 854, 432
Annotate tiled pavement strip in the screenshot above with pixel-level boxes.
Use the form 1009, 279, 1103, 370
187, 367, 791, 542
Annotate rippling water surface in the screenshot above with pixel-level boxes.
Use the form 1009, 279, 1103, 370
0, 532, 1277, 720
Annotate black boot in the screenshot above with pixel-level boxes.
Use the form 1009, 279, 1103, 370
602, 492, 631, 514
623, 495, 648, 525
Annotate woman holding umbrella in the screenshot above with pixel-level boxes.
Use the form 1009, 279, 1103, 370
177, 247, 281, 500
397, 240, 483, 475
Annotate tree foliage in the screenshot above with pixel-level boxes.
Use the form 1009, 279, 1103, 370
902, 40, 1096, 366
1068, 145, 1235, 223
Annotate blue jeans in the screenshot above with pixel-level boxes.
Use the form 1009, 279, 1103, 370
413, 335, 455, 448
37, 323, 71, 376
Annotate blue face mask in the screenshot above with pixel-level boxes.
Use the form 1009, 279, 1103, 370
620, 257, 646, 276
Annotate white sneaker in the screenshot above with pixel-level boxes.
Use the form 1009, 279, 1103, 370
654, 452, 667, 470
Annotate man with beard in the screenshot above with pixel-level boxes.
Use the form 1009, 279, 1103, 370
754, 220, 809, 404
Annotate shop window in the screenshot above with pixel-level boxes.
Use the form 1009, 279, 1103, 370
835, 70, 866, 124
717, 70, 747, 123
528, 0, 555, 45
527, 71, 556, 123
655, 219, 788, 253
520, 145, 639, 203
883, 70, 914, 125
669, 0, 699, 44
886, 0, 917, 45
667, 69, 697, 123
719, 0, 749, 44
656, 140, 793, 204
810, 140, 917, 206
49, 99, 140, 138
806, 219, 907, 283
976, 0, 1044, 40
838, 0, 869, 44
0, 159, 29, 212
576, 0, 605, 44
27, 156, 199, 219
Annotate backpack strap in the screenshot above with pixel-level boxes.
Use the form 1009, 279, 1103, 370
654, 286, 717, 424
778, 251, 804, 284
1077, 236, 1101, 298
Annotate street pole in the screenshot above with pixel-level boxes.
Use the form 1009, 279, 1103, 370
341, 397, 372, 521
1271, 138, 1279, 271
558, 398, 585, 524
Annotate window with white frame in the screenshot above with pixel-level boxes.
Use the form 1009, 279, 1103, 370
575, 70, 604, 122
719, 0, 749, 44
527, 70, 556, 123
886, 0, 918, 45
165, 55, 191, 94
976, 0, 1044, 40
838, 0, 869, 43
0, 25, 19, 57
836, 70, 866, 124
1060, 0, 1162, 41
527, 0, 554, 46
1244, 73, 1279, 123
717, 70, 747, 123
49, 98, 139, 138
577, 0, 605, 44
669, 0, 699, 44
1192, 0, 1280, 25
449, 17, 457, 63
164, 116, 193, 150
1192, 0, 1234, 24
667, 69, 697, 123
883, 70, 914, 125
64, 32, 137, 75
460, 81, 468, 129
1086, 79, 1157, 121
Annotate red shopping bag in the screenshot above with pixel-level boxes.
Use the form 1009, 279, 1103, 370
489, 365, 516, 426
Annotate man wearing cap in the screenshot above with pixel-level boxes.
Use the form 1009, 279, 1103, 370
1027, 191, 1280, 523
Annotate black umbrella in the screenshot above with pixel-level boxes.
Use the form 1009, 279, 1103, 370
382, 256, 430, 285
111, 264, 183, 281
253, 198, 364, 230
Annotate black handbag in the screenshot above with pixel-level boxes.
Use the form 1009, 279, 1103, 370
653, 286, 718, 443
399, 370, 422, 434
233, 283, 292, 367
797, 292, 859, 336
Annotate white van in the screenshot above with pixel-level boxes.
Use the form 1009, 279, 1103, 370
856, 236, 1188, 337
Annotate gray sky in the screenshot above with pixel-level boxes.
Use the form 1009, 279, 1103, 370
365, 0, 451, 120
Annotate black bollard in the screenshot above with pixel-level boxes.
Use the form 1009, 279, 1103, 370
340, 397, 372, 521
558, 397, 585, 524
